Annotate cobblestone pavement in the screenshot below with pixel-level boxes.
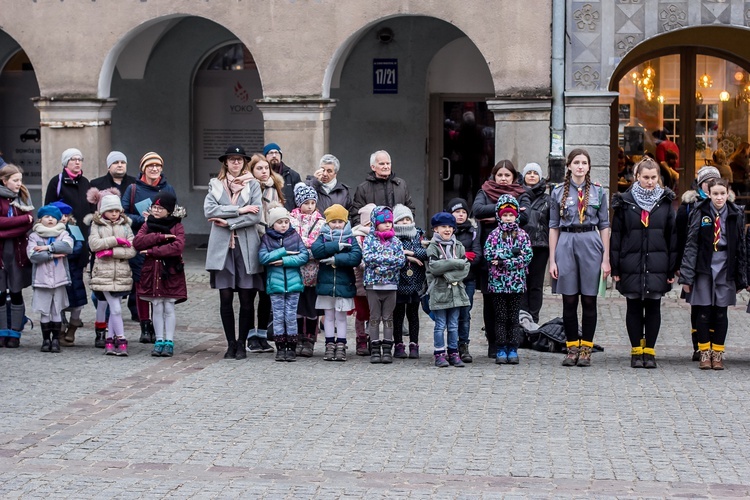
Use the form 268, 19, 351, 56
2, 249, 750, 498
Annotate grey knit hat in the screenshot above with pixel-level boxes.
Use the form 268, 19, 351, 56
696, 166, 721, 187
392, 204, 413, 224
61, 148, 83, 167
106, 151, 127, 169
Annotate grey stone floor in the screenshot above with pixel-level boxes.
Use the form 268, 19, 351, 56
1, 249, 750, 498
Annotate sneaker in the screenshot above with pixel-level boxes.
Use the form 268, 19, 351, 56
323, 342, 336, 361
161, 341, 174, 357
434, 352, 449, 368
115, 337, 129, 356
247, 337, 263, 353
104, 338, 116, 356
334, 343, 347, 362
258, 338, 275, 353
393, 343, 407, 358
151, 340, 165, 357
448, 352, 465, 367
506, 348, 519, 365
495, 347, 508, 365
408, 343, 419, 359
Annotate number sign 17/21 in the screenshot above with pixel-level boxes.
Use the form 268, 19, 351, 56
373, 59, 398, 94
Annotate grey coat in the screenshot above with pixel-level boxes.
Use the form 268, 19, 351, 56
204, 178, 263, 274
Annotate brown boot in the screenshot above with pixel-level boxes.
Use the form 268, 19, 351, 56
711, 350, 724, 370
61, 319, 83, 347
577, 346, 592, 367
562, 346, 579, 367
698, 350, 713, 370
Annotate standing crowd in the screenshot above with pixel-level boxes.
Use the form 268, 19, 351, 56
0, 144, 747, 370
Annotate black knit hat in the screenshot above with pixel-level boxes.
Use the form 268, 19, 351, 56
446, 197, 469, 215
152, 191, 176, 214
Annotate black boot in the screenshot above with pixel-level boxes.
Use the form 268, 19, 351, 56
295, 318, 305, 355
370, 340, 382, 364
223, 340, 237, 359
459, 343, 473, 363
49, 321, 62, 353
40, 322, 52, 352
275, 340, 286, 362
139, 320, 152, 343
381, 340, 394, 364
286, 336, 297, 362
147, 320, 156, 343
95, 323, 107, 348
235, 333, 248, 360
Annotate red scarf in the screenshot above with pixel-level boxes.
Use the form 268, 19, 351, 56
140, 173, 160, 187
480, 179, 525, 203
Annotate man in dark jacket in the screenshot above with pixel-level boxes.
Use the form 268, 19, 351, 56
306, 153, 351, 215
90, 151, 137, 194
350, 150, 415, 224
264, 142, 301, 212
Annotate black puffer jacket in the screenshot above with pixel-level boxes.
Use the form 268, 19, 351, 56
517, 180, 551, 248
610, 189, 677, 296
679, 198, 747, 290
396, 227, 427, 300
350, 172, 415, 224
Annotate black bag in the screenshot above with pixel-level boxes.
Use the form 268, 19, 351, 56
524, 317, 567, 353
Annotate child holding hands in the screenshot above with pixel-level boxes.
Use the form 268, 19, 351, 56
311, 204, 362, 361
483, 195, 533, 364
27, 204, 73, 352
86, 188, 137, 356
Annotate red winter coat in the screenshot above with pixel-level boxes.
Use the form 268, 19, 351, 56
0, 196, 32, 270
133, 221, 187, 303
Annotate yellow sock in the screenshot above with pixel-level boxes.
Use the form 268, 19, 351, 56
713, 344, 725, 352
640, 338, 646, 348
643, 347, 655, 356
698, 342, 711, 351
580, 340, 594, 348
566, 340, 580, 349
631, 346, 643, 356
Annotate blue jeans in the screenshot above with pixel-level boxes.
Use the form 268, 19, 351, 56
433, 307, 460, 352
458, 280, 476, 344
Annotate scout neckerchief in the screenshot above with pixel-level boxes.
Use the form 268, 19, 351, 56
714, 210, 721, 252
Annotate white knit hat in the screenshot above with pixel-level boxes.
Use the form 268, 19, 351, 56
267, 206, 290, 228
99, 193, 123, 213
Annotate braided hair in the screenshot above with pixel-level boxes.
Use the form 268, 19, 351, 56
559, 148, 592, 221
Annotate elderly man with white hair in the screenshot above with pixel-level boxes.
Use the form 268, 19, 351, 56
350, 150, 415, 224
305, 154, 351, 215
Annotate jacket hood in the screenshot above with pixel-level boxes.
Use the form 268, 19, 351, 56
682, 187, 736, 203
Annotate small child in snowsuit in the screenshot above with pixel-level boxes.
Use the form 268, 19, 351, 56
392, 204, 427, 359
448, 197, 482, 363
362, 206, 405, 364
86, 188, 137, 356
483, 194, 533, 364
426, 212, 470, 368
27, 204, 73, 353
352, 203, 376, 355
289, 182, 325, 357
133, 192, 187, 357
258, 205, 309, 362
311, 204, 362, 361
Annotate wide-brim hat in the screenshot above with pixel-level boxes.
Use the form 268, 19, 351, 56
219, 145, 251, 163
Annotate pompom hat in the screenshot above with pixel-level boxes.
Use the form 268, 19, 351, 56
294, 182, 318, 207
87, 187, 123, 213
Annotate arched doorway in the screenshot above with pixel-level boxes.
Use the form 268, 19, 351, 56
328, 16, 493, 227
610, 26, 750, 199
101, 16, 263, 236
0, 38, 42, 199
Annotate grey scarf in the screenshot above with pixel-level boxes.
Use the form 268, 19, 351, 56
630, 182, 664, 212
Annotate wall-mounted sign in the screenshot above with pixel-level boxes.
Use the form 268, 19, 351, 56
373, 59, 398, 94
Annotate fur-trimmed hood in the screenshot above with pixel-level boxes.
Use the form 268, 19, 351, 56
681, 188, 735, 204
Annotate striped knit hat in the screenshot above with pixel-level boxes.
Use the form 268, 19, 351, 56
139, 152, 164, 172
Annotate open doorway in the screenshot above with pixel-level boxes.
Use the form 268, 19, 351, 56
428, 95, 494, 216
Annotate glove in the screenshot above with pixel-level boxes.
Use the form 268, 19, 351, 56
319, 256, 336, 265
115, 238, 131, 247
464, 251, 476, 262
338, 242, 351, 251
96, 249, 114, 259
511, 247, 521, 256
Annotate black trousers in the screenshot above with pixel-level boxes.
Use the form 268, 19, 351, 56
520, 247, 549, 323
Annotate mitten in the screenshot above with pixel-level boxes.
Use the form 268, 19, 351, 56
115, 238, 131, 247
338, 242, 351, 251
465, 251, 476, 262
96, 249, 114, 259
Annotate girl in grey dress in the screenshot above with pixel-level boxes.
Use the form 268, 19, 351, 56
549, 149, 611, 367
679, 178, 747, 370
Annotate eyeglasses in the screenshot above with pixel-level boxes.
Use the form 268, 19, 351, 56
69, 157, 84, 162
266, 150, 281, 156
227, 157, 245, 164
145, 164, 163, 170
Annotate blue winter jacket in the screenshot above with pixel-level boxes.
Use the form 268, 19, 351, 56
122, 175, 177, 234
311, 223, 362, 298
259, 227, 309, 294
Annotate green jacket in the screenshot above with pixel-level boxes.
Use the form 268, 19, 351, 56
426, 239, 470, 311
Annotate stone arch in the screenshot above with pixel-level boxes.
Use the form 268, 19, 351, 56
323, 13, 496, 98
